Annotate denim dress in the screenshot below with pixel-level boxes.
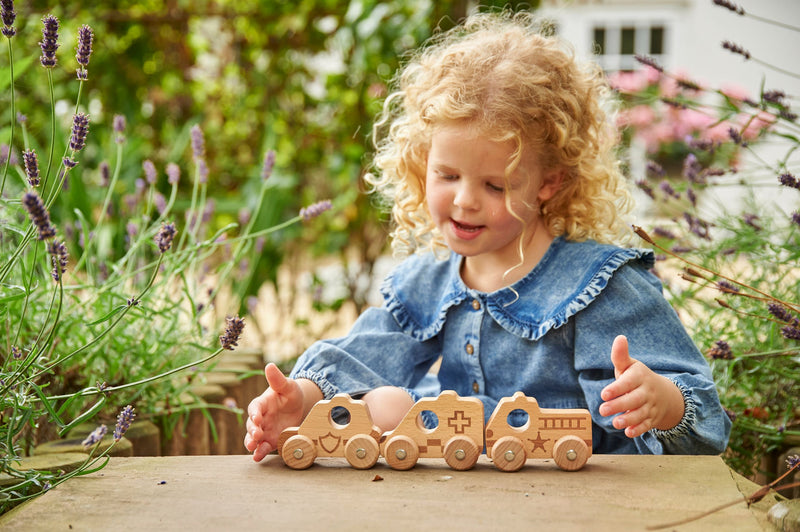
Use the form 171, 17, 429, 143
291, 236, 731, 454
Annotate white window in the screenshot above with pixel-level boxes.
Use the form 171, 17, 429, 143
591, 23, 667, 71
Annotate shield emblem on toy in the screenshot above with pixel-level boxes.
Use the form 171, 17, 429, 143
318, 432, 342, 453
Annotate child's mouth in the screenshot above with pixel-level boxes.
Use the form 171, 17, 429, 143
450, 219, 485, 239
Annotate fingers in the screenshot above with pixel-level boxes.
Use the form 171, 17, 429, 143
264, 362, 289, 393
609, 335, 634, 378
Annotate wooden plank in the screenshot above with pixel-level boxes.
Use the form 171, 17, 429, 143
0, 455, 763, 531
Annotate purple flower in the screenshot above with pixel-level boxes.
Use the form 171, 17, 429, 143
652, 226, 677, 240
792, 211, 800, 228
39, 14, 60, 68
646, 160, 666, 178
154, 192, 166, 214
197, 158, 209, 184
63, 157, 78, 169
23, 149, 40, 187
47, 239, 69, 282
787, 454, 800, 470
300, 200, 333, 221
1, 0, 16, 38
69, 113, 90, 152
742, 213, 761, 230
0, 143, 17, 166
114, 405, 135, 441
190, 124, 205, 159
11, 345, 22, 360
113, 114, 126, 144
261, 150, 276, 181
82, 424, 107, 448
99, 161, 110, 186
712, 0, 745, 15
634, 54, 663, 72
768, 303, 800, 326
781, 326, 800, 341
722, 40, 750, 60
658, 180, 680, 199
22, 191, 57, 240
763, 90, 786, 106
219, 316, 245, 350
716, 280, 740, 294
154, 222, 177, 253
779, 173, 799, 189
143, 159, 157, 184
75, 24, 93, 79
707, 340, 733, 360
166, 162, 180, 185
682, 153, 703, 183
728, 127, 747, 147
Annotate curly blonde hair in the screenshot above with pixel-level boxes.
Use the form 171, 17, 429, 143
365, 11, 635, 257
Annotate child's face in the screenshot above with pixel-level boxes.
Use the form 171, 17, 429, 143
425, 123, 559, 270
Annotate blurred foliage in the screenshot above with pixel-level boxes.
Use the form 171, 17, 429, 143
6, 0, 538, 314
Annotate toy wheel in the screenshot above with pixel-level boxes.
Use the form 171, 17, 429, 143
344, 434, 380, 470
552, 435, 589, 471
491, 435, 526, 472
383, 435, 419, 470
281, 434, 316, 470
443, 436, 479, 471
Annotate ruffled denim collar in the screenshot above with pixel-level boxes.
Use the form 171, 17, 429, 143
381, 236, 655, 342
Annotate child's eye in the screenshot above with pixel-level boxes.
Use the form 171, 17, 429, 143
440, 173, 459, 181
487, 182, 505, 193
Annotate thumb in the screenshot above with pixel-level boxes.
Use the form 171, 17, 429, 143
264, 362, 289, 393
610, 335, 635, 378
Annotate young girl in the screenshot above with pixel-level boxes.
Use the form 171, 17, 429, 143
245, 11, 731, 461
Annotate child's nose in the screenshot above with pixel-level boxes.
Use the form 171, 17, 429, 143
453, 183, 480, 210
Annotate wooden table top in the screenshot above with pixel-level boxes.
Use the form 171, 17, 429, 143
0, 454, 773, 531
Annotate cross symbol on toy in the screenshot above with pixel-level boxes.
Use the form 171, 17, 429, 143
447, 410, 471, 434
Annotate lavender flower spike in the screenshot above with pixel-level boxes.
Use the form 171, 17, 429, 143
143, 159, 157, 185
113, 114, 126, 144
190, 124, 205, 159
114, 405, 136, 441
261, 150, 276, 181
166, 162, 180, 185
39, 14, 60, 68
69, 113, 90, 152
23, 149, 40, 187
81, 424, 107, 448
219, 316, 245, 350
22, 191, 57, 240
300, 199, 333, 221
75, 24, 93, 80
1, 0, 16, 38
48, 239, 69, 282
155, 222, 177, 253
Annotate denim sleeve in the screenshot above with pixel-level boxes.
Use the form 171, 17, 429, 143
573, 264, 732, 455
290, 307, 441, 400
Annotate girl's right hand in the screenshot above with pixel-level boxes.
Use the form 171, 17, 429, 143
244, 363, 307, 462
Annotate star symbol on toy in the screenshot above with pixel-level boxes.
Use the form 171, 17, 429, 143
528, 431, 550, 452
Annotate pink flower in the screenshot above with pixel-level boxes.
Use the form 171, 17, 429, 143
719, 84, 750, 103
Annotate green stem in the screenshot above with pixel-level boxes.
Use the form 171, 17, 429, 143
39, 69, 57, 196
1, 36, 15, 196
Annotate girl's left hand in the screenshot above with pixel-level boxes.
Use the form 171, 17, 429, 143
598, 335, 685, 438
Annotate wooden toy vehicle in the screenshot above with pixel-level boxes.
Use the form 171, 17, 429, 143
277, 394, 382, 470
484, 392, 592, 472
378, 390, 484, 471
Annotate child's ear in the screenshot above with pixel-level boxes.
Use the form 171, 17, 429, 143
537, 169, 564, 202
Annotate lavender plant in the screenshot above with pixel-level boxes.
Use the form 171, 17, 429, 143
0, 4, 333, 512
621, 1, 800, 480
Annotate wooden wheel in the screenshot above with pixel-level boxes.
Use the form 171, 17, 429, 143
281, 434, 316, 470
491, 435, 526, 472
344, 434, 380, 470
443, 436, 480, 471
552, 435, 589, 471
383, 435, 419, 470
